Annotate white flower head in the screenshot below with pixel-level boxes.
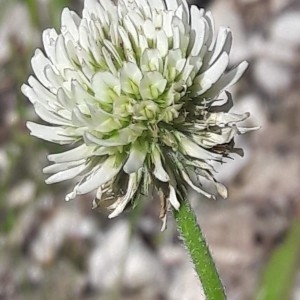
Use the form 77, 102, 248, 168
22, 0, 257, 229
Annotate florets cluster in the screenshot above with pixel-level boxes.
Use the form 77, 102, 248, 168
22, 0, 257, 229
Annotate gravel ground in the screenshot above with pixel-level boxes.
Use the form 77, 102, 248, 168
0, 0, 300, 299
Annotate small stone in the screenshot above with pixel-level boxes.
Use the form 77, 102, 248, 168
250, 35, 297, 66
88, 220, 166, 295
159, 245, 187, 267
0, 149, 9, 178
7, 180, 36, 207
30, 208, 96, 265
292, 270, 300, 300
88, 221, 129, 290
168, 261, 205, 300
270, 0, 294, 13
0, 3, 37, 63
271, 12, 300, 48
253, 58, 293, 95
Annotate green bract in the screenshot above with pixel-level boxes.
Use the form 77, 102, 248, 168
22, 0, 257, 229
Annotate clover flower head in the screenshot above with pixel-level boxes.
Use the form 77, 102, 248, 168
22, 0, 257, 229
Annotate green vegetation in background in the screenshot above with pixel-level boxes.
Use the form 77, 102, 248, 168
255, 218, 300, 300
25, 0, 71, 29
25, 0, 40, 28
49, 0, 70, 29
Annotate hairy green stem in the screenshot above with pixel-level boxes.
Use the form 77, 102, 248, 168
174, 199, 226, 300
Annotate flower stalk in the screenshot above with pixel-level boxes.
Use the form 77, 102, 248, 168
174, 197, 226, 300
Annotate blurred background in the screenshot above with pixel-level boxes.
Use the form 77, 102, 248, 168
0, 0, 300, 299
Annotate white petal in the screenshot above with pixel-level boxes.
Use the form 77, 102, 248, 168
204, 61, 249, 99
189, 12, 206, 57
21, 83, 50, 106
237, 126, 260, 134
27, 122, 75, 144
147, 0, 165, 10
71, 107, 94, 127
168, 185, 180, 210
66, 75, 90, 97
194, 127, 238, 148
210, 91, 233, 113
65, 190, 77, 201
42, 28, 58, 64
120, 62, 143, 94
160, 214, 168, 231
102, 46, 118, 76
108, 171, 141, 218
127, 9, 144, 28
178, 0, 190, 23
75, 156, 123, 195
44, 65, 63, 90
141, 49, 163, 73
43, 159, 85, 174
181, 171, 213, 198
191, 52, 229, 96
91, 71, 120, 103
90, 114, 121, 134
142, 19, 156, 41
45, 163, 86, 184
78, 20, 91, 50
103, 39, 123, 67
84, 124, 144, 147
204, 11, 215, 49
136, 0, 151, 19
208, 27, 232, 66
163, 49, 185, 82
71, 81, 94, 106
178, 134, 221, 161
34, 103, 71, 126
171, 17, 189, 55
156, 30, 169, 57
48, 144, 93, 163
139, 71, 167, 100
123, 15, 139, 49
31, 49, 51, 88
180, 59, 196, 84
28, 76, 56, 102
162, 11, 174, 37
152, 146, 169, 182
216, 182, 228, 199
165, 0, 179, 11
83, 0, 102, 19
172, 25, 181, 50
61, 8, 80, 41
56, 87, 74, 110
205, 112, 250, 127
118, 26, 136, 63
55, 34, 74, 70
100, 0, 118, 21
123, 141, 147, 174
